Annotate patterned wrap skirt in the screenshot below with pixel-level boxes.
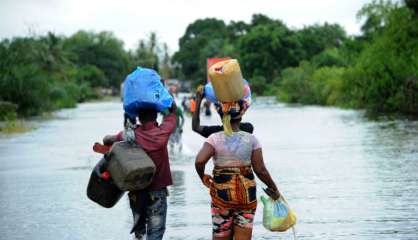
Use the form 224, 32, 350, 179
210, 166, 257, 210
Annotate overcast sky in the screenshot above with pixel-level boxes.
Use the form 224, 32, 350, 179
0, 0, 371, 53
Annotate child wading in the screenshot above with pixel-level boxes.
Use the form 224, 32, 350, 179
103, 67, 177, 240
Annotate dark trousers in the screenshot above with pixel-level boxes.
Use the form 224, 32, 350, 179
129, 188, 168, 240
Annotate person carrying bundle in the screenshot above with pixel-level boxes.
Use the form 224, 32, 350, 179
194, 59, 281, 240
103, 67, 176, 240
192, 63, 254, 138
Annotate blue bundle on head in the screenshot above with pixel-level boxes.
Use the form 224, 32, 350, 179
123, 67, 173, 118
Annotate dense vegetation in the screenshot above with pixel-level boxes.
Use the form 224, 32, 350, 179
173, 0, 418, 115
0, 31, 168, 118
0, 0, 416, 120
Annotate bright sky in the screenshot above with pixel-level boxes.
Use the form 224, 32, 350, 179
0, 0, 371, 53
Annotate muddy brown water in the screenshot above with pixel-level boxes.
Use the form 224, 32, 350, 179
0, 98, 417, 240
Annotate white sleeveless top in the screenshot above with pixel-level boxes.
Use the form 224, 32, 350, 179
206, 131, 261, 167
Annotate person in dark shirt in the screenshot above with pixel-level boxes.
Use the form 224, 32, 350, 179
181, 96, 189, 113
203, 100, 212, 116
192, 88, 254, 138
103, 102, 177, 240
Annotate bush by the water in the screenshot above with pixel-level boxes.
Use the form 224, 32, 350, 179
1, 0, 416, 117
0, 101, 18, 120
172, 0, 417, 115
0, 31, 171, 117
278, 0, 418, 114
278, 62, 346, 106
0, 34, 102, 116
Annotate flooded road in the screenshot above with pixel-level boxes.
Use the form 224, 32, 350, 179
0, 99, 417, 240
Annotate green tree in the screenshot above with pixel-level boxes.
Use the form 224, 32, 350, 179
172, 18, 228, 85
160, 43, 173, 79
0, 37, 53, 115
311, 66, 346, 105
131, 32, 160, 71
278, 61, 315, 104
238, 19, 301, 90
0, 30, 175, 117
226, 20, 249, 41
405, 0, 418, 14
311, 47, 346, 68
294, 23, 347, 60
346, 0, 418, 114
357, 0, 397, 39
64, 31, 130, 88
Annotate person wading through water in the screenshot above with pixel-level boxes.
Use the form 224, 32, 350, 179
195, 102, 281, 240
169, 100, 185, 152
103, 102, 177, 240
192, 87, 254, 138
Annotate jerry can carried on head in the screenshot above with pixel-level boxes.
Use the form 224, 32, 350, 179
208, 59, 245, 102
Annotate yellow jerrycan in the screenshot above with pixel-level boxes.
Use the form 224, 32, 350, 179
208, 59, 245, 102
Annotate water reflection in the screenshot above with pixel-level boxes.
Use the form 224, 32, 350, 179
169, 170, 185, 205
0, 100, 417, 240
168, 170, 187, 229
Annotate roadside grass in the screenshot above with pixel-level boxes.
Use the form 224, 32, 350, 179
0, 119, 34, 134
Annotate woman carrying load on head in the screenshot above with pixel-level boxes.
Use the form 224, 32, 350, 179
195, 101, 281, 240
192, 87, 254, 138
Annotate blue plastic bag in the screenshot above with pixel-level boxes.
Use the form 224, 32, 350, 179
203, 82, 218, 104
123, 67, 173, 118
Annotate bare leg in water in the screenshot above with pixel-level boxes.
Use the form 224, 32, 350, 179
233, 225, 252, 240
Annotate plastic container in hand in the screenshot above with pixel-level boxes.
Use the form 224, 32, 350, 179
208, 59, 245, 102
261, 195, 297, 232
107, 141, 156, 191
87, 158, 124, 208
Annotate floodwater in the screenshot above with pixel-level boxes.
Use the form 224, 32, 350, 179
0, 98, 417, 240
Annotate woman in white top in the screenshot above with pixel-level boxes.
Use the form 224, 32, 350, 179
195, 105, 280, 240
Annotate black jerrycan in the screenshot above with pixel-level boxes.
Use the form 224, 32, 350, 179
87, 157, 124, 208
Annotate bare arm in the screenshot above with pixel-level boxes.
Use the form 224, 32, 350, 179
195, 143, 215, 181
160, 101, 177, 134
180, 112, 185, 129
251, 148, 280, 199
192, 89, 204, 134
